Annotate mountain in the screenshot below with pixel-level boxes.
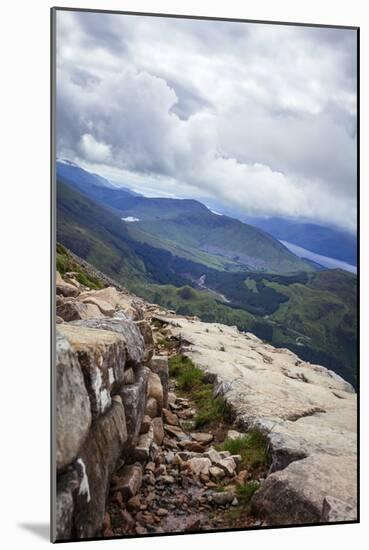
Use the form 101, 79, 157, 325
243, 216, 357, 266
56, 177, 357, 387
57, 162, 314, 275
56, 159, 120, 190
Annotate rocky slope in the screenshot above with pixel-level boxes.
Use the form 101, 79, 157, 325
54, 259, 357, 540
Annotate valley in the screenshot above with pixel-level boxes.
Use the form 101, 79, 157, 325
56, 161, 358, 388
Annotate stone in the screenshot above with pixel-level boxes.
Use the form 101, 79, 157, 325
58, 324, 126, 417
156, 508, 168, 517
209, 466, 225, 480
227, 429, 244, 440
149, 356, 169, 407
147, 371, 164, 411
179, 440, 205, 453
219, 451, 231, 459
172, 454, 183, 467
165, 451, 175, 464
217, 457, 237, 476
251, 454, 357, 525
127, 495, 141, 512
55, 469, 79, 540
55, 333, 91, 472
158, 475, 175, 485
112, 464, 143, 501
56, 273, 80, 298
321, 496, 357, 522
187, 457, 212, 476
120, 367, 149, 445
135, 320, 154, 363
164, 424, 187, 440
162, 408, 179, 426
152, 417, 165, 445
191, 432, 214, 445
145, 397, 158, 418
80, 296, 115, 316
140, 415, 152, 435
133, 428, 154, 462
164, 435, 179, 449
212, 490, 235, 506
79, 287, 144, 321
167, 392, 176, 405
71, 316, 145, 367
73, 399, 128, 539
56, 301, 103, 322
204, 448, 222, 464
122, 368, 135, 385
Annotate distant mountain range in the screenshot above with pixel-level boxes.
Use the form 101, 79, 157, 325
56, 160, 314, 275
200, 198, 357, 267
246, 216, 357, 266
55, 160, 357, 387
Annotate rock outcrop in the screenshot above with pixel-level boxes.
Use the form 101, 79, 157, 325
155, 316, 357, 525
54, 272, 169, 541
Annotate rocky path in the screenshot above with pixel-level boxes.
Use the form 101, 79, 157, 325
104, 377, 264, 536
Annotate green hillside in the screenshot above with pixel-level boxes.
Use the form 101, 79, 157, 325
61, 177, 314, 274
56, 179, 357, 387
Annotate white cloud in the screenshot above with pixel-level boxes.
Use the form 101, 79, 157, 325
78, 133, 111, 163
55, 11, 357, 232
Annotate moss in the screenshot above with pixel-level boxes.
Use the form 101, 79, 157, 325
56, 242, 104, 290
236, 481, 260, 503
216, 430, 269, 471
168, 355, 234, 428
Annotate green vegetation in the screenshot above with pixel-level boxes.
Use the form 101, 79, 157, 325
236, 481, 261, 503
168, 355, 234, 428
56, 243, 103, 290
216, 431, 269, 471
57, 177, 357, 388
134, 283, 255, 330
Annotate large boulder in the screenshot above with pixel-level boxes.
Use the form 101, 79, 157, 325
251, 453, 357, 525
120, 367, 149, 446
148, 356, 169, 407
55, 469, 79, 541
79, 296, 115, 317
73, 397, 128, 539
56, 301, 103, 322
58, 324, 126, 418
56, 333, 91, 472
72, 316, 145, 367
78, 287, 143, 320
135, 320, 154, 363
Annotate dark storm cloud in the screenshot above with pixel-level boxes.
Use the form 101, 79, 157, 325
56, 10, 357, 231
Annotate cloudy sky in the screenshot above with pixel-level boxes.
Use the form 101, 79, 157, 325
56, 10, 357, 232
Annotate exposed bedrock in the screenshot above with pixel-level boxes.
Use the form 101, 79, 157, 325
158, 316, 357, 525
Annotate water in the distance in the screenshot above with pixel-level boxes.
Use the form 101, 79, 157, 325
280, 240, 357, 274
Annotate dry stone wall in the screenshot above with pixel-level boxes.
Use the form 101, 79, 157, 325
54, 274, 168, 540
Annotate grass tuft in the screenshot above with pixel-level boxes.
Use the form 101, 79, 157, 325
216, 430, 269, 471
236, 481, 260, 503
